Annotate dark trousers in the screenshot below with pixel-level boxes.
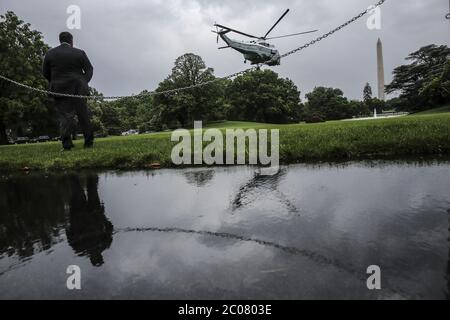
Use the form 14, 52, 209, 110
56, 97, 94, 149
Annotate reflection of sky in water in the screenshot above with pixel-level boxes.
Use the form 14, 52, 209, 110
0, 161, 449, 299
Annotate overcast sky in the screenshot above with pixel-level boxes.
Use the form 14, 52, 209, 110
1, 0, 449, 100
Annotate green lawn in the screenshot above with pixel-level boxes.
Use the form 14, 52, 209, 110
0, 113, 449, 172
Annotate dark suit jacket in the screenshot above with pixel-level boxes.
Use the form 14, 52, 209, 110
43, 43, 93, 97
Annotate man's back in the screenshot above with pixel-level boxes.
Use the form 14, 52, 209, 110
43, 44, 93, 95
43, 32, 95, 150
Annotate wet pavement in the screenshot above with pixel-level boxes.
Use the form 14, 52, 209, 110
0, 160, 449, 299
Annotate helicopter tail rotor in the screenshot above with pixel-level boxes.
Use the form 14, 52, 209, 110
213, 23, 220, 43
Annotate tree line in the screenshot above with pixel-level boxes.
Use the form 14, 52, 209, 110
1, 11, 449, 144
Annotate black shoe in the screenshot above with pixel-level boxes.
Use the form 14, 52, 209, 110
61, 147, 72, 152
84, 144, 93, 149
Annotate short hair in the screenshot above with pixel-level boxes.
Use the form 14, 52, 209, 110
59, 32, 73, 44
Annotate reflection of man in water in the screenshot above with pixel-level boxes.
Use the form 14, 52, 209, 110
66, 175, 113, 266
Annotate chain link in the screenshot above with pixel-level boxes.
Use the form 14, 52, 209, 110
281, 0, 386, 58
0, 0, 387, 100
0, 68, 255, 100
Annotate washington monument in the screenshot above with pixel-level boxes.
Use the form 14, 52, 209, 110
377, 38, 386, 101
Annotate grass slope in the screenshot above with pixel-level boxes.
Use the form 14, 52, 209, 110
0, 113, 449, 172
412, 105, 450, 115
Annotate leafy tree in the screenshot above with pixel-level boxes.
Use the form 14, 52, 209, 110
363, 82, 373, 102
154, 53, 225, 128
304, 87, 351, 121
102, 90, 155, 134
0, 11, 53, 144
384, 97, 406, 111
86, 88, 107, 135
226, 69, 301, 124
348, 100, 371, 117
362, 82, 384, 115
99, 102, 122, 135
386, 44, 450, 111
419, 59, 450, 107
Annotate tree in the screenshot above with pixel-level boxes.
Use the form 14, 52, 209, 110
419, 59, 450, 107
362, 82, 385, 115
99, 102, 122, 135
303, 87, 351, 121
226, 69, 301, 124
99, 89, 156, 134
0, 11, 53, 144
86, 88, 107, 135
348, 100, 371, 117
363, 83, 373, 102
384, 97, 406, 111
153, 53, 225, 128
386, 44, 450, 111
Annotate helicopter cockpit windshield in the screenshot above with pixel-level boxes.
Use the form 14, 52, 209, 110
259, 42, 274, 48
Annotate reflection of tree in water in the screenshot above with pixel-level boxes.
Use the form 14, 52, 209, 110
0, 174, 113, 267
231, 169, 299, 215
0, 175, 68, 258
66, 175, 113, 267
184, 170, 215, 188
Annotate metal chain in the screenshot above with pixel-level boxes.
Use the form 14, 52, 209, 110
0, 0, 387, 100
0, 68, 255, 100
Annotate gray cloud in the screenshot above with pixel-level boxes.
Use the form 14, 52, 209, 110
1, 0, 449, 100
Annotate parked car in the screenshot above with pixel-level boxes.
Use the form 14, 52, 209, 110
37, 136, 51, 143
121, 129, 139, 136
14, 137, 30, 144
29, 138, 38, 143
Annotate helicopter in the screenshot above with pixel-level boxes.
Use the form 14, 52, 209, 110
212, 9, 317, 66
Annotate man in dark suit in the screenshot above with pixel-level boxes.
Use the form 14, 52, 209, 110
43, 32, 94, 150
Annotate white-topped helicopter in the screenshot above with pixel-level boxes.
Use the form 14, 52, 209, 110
213, 9, 317, 66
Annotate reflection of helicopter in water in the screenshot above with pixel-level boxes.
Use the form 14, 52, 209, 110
231, 169, 300, 215
212, 9, 317, 66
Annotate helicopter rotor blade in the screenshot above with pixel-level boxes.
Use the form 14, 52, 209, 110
214, 24, 260, 39
215, 23, 219, 43
265, 29, 318, 40
211, 29, 220, 43
262, 8, 290, 40
216, 26, 219, 43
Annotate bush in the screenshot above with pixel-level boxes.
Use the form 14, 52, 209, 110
304, 113, 326, 123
